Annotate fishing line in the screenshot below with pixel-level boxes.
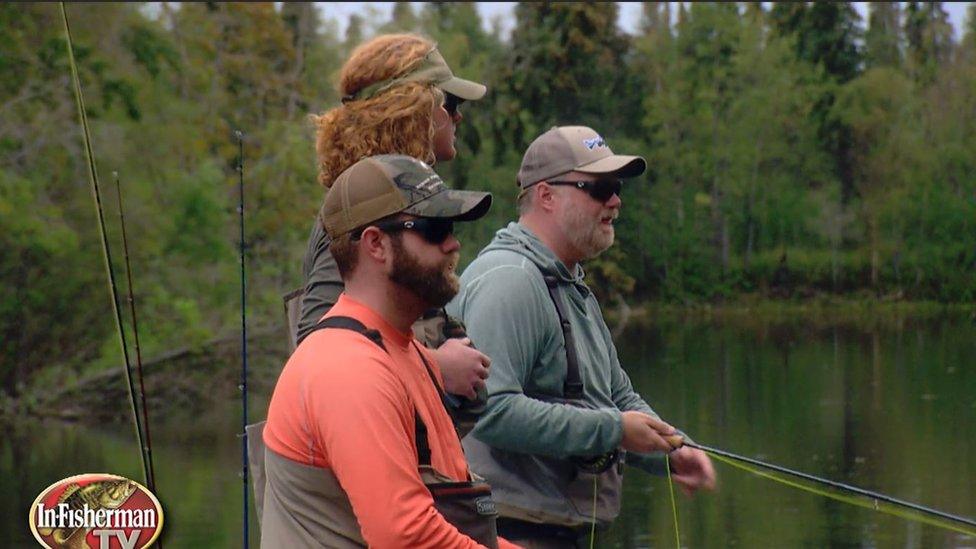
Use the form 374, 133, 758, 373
236, 129, 250, 549
59, 2, 152, 489
113, 172, 160, 502
684, 440, 976, 538
665, 454, 681, 548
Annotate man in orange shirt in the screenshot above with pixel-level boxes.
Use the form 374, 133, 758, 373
262, 154, 518, 548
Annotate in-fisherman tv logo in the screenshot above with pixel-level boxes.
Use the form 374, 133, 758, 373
28, 473, 163, 549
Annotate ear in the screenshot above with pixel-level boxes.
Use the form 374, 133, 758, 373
535, 182, 558, 213
358, 227, 391, 265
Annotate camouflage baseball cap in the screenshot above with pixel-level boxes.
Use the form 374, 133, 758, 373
517, 126, 647, 188
321, 154, 492, 239
342, 46, 487, 103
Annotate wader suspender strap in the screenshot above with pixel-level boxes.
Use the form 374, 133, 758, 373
306, 316, 437, 464
542, 276, 584, 399
412, 340, 449, 466
309, 316, 388, 352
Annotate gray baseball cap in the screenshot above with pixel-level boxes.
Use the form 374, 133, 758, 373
517, 126, 647, 188
322, 154, 492, 239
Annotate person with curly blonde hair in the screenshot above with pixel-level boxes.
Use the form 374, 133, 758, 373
294, 33, 493, 405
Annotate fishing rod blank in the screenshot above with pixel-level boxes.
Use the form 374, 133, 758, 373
675, 437, 976, 534
237, 130, 250, 549
60, 2, 152, 490
114, 171, 159, 497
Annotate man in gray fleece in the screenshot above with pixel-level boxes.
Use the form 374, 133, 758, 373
447, 126, 715, 548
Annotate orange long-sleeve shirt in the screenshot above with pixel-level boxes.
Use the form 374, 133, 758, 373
264, 294, 518, 549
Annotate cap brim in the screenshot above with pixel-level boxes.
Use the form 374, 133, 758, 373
404, 189, 492, 222
438, 77, 487, 101
576, 154, 646, 178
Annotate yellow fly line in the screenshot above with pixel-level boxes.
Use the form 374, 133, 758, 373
701, 448, 976, 539
665, 454, 682, 548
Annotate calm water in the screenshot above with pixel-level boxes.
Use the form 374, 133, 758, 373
3, 315, 975, 547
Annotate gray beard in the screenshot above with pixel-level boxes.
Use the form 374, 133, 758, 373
563, 211, 614, 261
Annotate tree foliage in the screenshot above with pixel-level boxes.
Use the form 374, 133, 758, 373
1, 2, 974, 393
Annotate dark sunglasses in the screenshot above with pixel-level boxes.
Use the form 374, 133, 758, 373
547, 179, 623, 202
359, 217, 455, 245
443, 92, 464, 117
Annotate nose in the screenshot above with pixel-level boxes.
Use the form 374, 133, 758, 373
451, 110, 462, 124
441, 234, 460, 253
606, 192, 622, 208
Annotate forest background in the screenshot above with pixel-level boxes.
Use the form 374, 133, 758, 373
2, 2, 975, 411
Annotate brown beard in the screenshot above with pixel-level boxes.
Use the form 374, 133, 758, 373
389, 234, 460, 308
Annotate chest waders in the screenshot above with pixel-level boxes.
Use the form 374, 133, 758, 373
460, 270, 626, 530
540, 276, 621, 475
308, 315, 500, 547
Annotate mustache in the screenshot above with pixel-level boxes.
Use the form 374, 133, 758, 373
444, 252, 460, 271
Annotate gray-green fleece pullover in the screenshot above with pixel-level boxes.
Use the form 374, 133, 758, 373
447, 222, 666, 526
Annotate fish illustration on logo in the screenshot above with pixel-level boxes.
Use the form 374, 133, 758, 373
29, 473, 164, 549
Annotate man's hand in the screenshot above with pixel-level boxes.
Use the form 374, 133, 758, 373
620, 411, 676, 454
431, 337, 491, 400
668, 446, 717, 496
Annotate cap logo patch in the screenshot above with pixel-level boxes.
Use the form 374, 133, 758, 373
583, 136, 606, 150
414, 174, 443, 192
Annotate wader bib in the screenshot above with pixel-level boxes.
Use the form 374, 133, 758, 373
255, 315, 499, 548
463, 274, 624, 528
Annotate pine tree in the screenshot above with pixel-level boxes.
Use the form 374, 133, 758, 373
904, 2, 954, 84
865, 2, 902, 68
496, 2, 632, 152
382, 1, 418, 33
770, 1, 864, 203
344, 14, 364, 55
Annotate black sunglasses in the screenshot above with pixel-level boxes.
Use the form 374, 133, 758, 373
547, 179, 623, 202
443, 92, 464, 117
360, 217, 456, 245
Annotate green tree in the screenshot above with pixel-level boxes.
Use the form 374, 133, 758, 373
832, 68, 916, 288
770, 1, 862, 205
494, 2, 632, 153
865, 2, 902, 68
382, 1, 419, 33
0, 174, 110, 397
904, 2, 954, 85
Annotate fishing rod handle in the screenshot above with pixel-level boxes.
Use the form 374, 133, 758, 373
665, 434, 685, 450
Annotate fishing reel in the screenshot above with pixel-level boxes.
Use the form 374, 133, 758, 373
571, 448, 620, 475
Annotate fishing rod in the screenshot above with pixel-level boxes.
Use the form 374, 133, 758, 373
667, 435, 976, 537
113, 172, 158, 497
236, 129, 250, 549
59, 2, 154, 490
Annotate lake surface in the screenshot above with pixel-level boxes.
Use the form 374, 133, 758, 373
3, 314, 975, 547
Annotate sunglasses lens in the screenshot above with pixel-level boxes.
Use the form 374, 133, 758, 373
444, 93, 461, 116
422, 219, 454, 244
590, 180, 622, 202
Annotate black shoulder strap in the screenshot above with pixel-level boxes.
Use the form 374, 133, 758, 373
414, 413, 432, 466
412, 341, 453, 466
303, 315, 438, 463
543, 276, 584, 399
301, 315, 387, 351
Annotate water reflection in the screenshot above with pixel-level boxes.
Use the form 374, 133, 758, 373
2, 317, 974, 547
602, 316, 976, 548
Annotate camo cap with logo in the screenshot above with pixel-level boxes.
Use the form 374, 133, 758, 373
517, 126, 647, 188
322, 154, 492, 239
342, 46, 487, 103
